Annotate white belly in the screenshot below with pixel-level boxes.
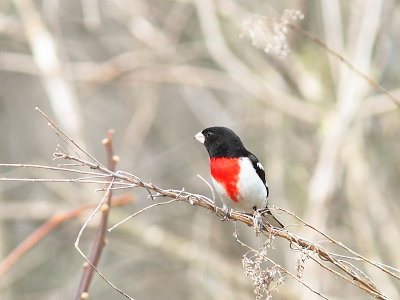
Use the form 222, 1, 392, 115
212, 157, 268, 213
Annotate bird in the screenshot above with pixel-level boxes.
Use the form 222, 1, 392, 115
194, 126, 283, 228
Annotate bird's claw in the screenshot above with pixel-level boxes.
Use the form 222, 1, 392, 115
253, 210, 264, 236
221, 203, 232, 221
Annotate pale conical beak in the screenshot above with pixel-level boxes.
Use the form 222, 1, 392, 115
194, 131, 205, 144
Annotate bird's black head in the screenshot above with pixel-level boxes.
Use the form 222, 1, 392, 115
194, 126, 246, 158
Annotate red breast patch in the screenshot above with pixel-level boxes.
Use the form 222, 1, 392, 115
210, 157, 240, 202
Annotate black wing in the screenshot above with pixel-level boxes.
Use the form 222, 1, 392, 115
247, 153, 269, 197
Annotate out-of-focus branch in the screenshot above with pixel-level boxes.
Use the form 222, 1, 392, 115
0, 194, 133, 280
80, 0, 101, 30
194, 0, 323, 124
0, 12, 23, 38
0, 52, 37, 75
13, 0, 84, 141
361, 89, 400, 117
343, 129, 400, 298
306, 0, 385, 230
320, 0, 344, 83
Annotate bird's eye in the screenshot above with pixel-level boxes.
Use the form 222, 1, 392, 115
206, 131, 214, 138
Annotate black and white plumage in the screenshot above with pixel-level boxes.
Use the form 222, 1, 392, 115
194, 126, 283, 228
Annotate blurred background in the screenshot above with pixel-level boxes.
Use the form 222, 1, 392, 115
0, 0, 399, 299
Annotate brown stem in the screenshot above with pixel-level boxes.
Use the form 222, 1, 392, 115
6, 107, 393, 299
54, 149, 391, 299
75, 130, 117, 299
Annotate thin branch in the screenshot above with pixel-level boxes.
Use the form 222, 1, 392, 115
0, 177, 133, 186
75, 130, 129, 299
108, 199, 177, 232
196, 174, 215, 204
74, 182, 133, 299
277, 207, 400, 281
15, 148, 388, 299
95, 185, 138, 192
74, 242, 134, 300
74, 180, 113, 264
233, 223, 329, 300
308, 255, 386, 299
1, 108, 396, 299
35, 107, 104, 167
116, 170, 155, 201
74, 174, 112, 181
0, 163, 105, 177
289, 240, 384, 299
62, 150, 387, 298
266, 257, 329, 300
288, 24, 400, 107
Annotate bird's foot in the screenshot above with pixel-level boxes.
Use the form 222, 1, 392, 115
253, 209, 264, 236
220, 203, 232, 221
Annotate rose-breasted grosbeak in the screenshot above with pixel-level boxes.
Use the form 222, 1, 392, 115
195, 126, 283, 228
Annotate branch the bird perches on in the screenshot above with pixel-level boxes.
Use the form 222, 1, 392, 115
0, 108, 398, 300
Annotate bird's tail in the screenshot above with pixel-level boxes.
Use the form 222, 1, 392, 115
262, 209, 284, 229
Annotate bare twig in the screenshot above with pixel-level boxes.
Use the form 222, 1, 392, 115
197, 174, 216, 204
108, 199, 177, 232
75, 130, 128, 299
308, 255, 385, 299
35, 107, 103, 167
233, 223, 329, 300
0, 163, 104, 177
288, 24, 400, 107
7, 143, 389, 298
37, 144, 388, 298
1, 148, 390, 298
0, 109, 397, 300
277, 207, 400, 281
0, 177, 133, 186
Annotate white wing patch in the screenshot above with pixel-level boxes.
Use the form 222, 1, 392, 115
236, 158, 268, 212
257, 162, 264, 171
